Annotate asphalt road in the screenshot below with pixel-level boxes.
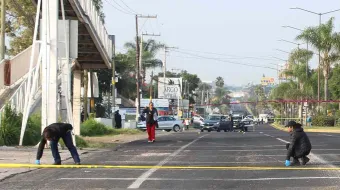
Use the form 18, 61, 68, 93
1, 124, 340, 189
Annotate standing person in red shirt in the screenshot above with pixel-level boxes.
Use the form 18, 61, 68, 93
142, 102, 158, 142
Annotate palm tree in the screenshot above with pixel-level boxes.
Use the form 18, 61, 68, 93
125, 39, 165, 83
215, 76, 224, 88
296, 18, 340, 101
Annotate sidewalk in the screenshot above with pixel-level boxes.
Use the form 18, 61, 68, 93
0, 146, 96, 181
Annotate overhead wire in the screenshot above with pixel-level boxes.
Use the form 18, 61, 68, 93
110, 0, 137, 14
170, 50, 278, 70
118, 0, 138, 14
104, 0, 135, 15
176, 48, 279, 62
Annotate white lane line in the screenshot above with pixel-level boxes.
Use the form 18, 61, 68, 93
276, 138, 289, 143
60, 177, 340, 181
264, 134, 274, 137
127, 134, 208, 189
259, 132, 263, 134
322, 134, 334, 137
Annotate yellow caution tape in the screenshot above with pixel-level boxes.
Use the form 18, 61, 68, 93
1, 164, 340, 170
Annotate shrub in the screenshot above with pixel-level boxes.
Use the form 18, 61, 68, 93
0, 105, 21, 145
23, 114, 42, 146
76, 136, 88, 148
80, 118, 112, 136
0, 105, 42, 146
312, 115, 335, 127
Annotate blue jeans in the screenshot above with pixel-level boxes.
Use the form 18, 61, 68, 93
50, 131, 80, 164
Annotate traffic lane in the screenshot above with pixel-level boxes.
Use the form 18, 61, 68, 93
0, 132, 208, 189
138, 130, 340, 189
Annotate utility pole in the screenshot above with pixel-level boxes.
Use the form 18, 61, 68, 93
110, 35, 116, 128
150, 71, 153, 101
135, 15, 157, 121
1, 0, 5, 60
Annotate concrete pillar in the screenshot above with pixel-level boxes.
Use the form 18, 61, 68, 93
72, 70, 81, 135
41, 0, 58, 131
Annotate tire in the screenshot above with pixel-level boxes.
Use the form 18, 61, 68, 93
165, 129, 171, 132
208, 129, 212, 132
201, 129, 204, 132
217, 129, 221, 132
245, 127, 248, 132
173, 125, 181, 132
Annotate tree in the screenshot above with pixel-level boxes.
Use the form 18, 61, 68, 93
215, 76, 224, 88
125, 38, 164, 82
5, 0, 36, 56
296, 18, 340, 101
329, 64, 340, 100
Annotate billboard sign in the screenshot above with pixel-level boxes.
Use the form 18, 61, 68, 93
261, 77, 275, 86
158, 77, 182, 99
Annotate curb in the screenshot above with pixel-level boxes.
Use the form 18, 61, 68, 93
270, 123, 340, 134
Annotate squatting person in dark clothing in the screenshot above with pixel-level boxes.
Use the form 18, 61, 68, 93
285, 121, 312, 166
35, 123, 81, 165
142, 102, 158, 143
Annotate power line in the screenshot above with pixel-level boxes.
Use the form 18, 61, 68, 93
160, 53, 278, 67
110, 0, 136, 14
118, 0, 138, 14
177, 48, 278, 62
170, 50, 278, 70
104, 0, 135, 15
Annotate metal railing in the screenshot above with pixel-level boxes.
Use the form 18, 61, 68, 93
77, 0, 113, 61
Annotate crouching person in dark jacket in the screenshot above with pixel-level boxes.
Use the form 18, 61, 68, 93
285, 121, 312, 166
35, 123, 81, 165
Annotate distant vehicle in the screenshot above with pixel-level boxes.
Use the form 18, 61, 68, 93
200, 114, 225, 132
137, 116, 183, 132
192, 115, 204, 128
241, 115, 254, 125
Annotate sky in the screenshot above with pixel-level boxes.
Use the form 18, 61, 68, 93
102, 0, 340, 86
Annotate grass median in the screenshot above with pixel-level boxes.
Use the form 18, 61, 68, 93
271, 123, 340, 133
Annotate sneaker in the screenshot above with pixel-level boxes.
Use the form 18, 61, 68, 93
301, 157, 310, 165
148, 140, 152, 143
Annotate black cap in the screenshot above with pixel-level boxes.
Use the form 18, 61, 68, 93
285, 120, 302, 128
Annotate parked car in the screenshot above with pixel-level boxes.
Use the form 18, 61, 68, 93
137, 116, 183, 132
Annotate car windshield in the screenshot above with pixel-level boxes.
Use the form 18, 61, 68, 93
206, 116, 221, 120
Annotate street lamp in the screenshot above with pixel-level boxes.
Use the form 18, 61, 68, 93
290, 7, 340, 104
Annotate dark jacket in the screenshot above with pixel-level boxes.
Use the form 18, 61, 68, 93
286, 127, 312, 160
36, 123, 73, 160
142, 107, 158, 125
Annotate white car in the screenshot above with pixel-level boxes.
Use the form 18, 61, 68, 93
137, 116, 183, 132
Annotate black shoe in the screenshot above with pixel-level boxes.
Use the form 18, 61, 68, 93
291, 158, 300, 166
301, 157, 310, 165
75, 162, 81, 165
53, 162, 61, 165
152, 139, 155, 143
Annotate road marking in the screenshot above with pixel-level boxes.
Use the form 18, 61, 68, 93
59, 176, 340, 181
3, 163, 340, 170
127, 134, 209, 189
263, 134, 274, 137
322, 134, 333, 137
276, 138, 289, 143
